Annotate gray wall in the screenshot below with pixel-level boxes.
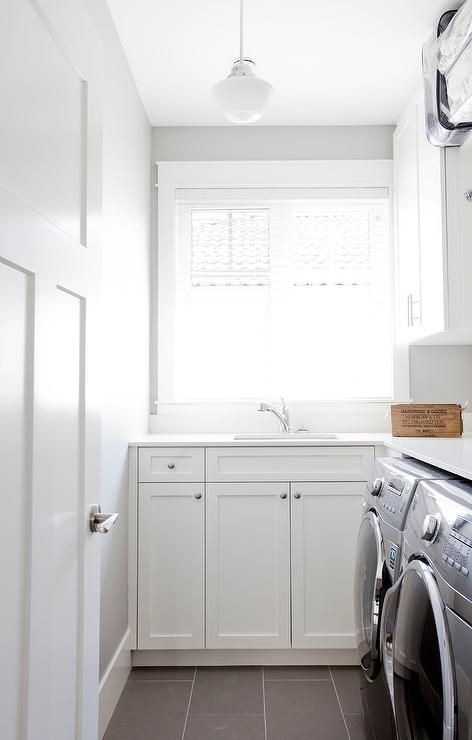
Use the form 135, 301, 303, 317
152, 125, 394, 161
409, 345, 472, 405
84, 0, 151, 679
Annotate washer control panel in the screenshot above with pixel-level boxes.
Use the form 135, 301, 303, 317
366, 458, 455, 533
441, 515, 472, 577
374, 472, 412, 529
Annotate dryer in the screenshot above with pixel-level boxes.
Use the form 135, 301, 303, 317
382, 478, 472, 739
354, 457, 455, 740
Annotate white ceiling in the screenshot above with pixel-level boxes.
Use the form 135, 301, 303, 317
106, 0, 458, 126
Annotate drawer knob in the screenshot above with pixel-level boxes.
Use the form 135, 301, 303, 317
280, 492, 288, 500
168, 462, 176, 470
294, 492, 302, 500
194, 492, 202, 500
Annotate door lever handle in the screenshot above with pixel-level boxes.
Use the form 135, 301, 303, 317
89, 505, 119, 534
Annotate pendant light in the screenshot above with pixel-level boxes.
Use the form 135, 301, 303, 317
211, 0, 273, 124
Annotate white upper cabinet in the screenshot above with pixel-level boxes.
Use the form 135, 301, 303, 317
394, 90, 472, 344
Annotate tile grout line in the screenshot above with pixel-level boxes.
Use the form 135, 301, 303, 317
130, 679, 194, 683
329, 667, 352, 740
262, 667, 268, 740
180, 667, 197, 740
263, 677, 332, 682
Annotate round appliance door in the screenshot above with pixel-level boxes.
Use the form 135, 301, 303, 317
354, 511, 387, 680
392, 560, 456, 740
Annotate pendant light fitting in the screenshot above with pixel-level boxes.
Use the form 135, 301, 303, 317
211, 0, 274, 124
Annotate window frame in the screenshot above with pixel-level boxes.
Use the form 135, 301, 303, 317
152, 160, 405, 412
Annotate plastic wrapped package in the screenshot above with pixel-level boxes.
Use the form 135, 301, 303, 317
445, 41, 472, 123
422, 8, 472, 146
437, 0, 472, 74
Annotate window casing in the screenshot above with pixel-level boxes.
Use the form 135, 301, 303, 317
155, 162, 397, 405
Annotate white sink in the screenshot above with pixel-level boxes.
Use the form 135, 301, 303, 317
233, 432, 338, 440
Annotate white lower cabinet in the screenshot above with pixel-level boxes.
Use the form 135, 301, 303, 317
291, 482, 364, 649
206, 482, 291, 649
134, 446, 371, 654
138, 482, 205, 649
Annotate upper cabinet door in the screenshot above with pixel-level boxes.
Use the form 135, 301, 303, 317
394, 92, 448, 343
416, 96, 448, 338
444, 137, 472, 336
291, 482, 364, 649
394, 96, 422, 339
206, 482, 291, 649
394, 89, 472, 345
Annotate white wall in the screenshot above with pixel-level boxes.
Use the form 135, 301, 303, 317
83, 0, 151, 680
152, 125, 394, 161
151, 126, 472, 431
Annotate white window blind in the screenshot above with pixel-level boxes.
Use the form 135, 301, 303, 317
171, 187, 392, 401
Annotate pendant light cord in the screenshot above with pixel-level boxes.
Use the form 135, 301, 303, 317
239, 0, 244, 63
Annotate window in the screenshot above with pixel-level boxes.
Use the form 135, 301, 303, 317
157, 168, 393, 403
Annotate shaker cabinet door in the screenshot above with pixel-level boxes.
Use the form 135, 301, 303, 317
206, 482, 291, 649
138, 483, 205, 649
291, 482, 364, 649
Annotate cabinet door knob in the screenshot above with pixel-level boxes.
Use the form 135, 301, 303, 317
280, 492, 288, 499
294, 492, 302, 500
194, 492, 202, 500
168, 462, 175, 469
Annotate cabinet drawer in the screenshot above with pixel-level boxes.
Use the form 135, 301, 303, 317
206, 446, 374, 482
139, 448, 204, 482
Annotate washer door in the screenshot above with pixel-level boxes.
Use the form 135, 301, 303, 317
354, 511, 388, 679
392, 560, 456, 740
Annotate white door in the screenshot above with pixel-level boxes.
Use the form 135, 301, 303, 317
0, 2, 103, 739
138, 483, 205, 649
291, 482, 364, 649
206, 482, 290, 649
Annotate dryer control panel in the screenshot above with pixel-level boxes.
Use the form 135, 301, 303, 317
441, 515, 472, 577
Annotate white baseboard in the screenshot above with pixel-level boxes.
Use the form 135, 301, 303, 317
99, 628, 131, 739
132, 647, 358, 667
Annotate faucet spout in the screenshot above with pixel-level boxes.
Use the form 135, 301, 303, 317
258, 398, 290, 433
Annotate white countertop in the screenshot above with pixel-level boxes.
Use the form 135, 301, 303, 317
129, 432, 472, 480
129, 432, 388, 448
382, 434, 472, 480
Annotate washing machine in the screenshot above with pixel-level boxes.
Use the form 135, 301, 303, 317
382, 477, 472, 739
354, 457, 455, 740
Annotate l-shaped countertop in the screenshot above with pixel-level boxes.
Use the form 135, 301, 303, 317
129, 433, 472, 481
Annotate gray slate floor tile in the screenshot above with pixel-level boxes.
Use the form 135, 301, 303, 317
103, 681, 191, 740
184, 714, 265, 740
264, 665, 330, 680
265, 679, 349, 740
129, 666, 195, 681
331, 667, 363, 714
345, 713, 369, 740
189, 667, 263, 716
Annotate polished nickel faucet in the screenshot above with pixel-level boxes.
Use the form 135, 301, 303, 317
258, 397, 290, 433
